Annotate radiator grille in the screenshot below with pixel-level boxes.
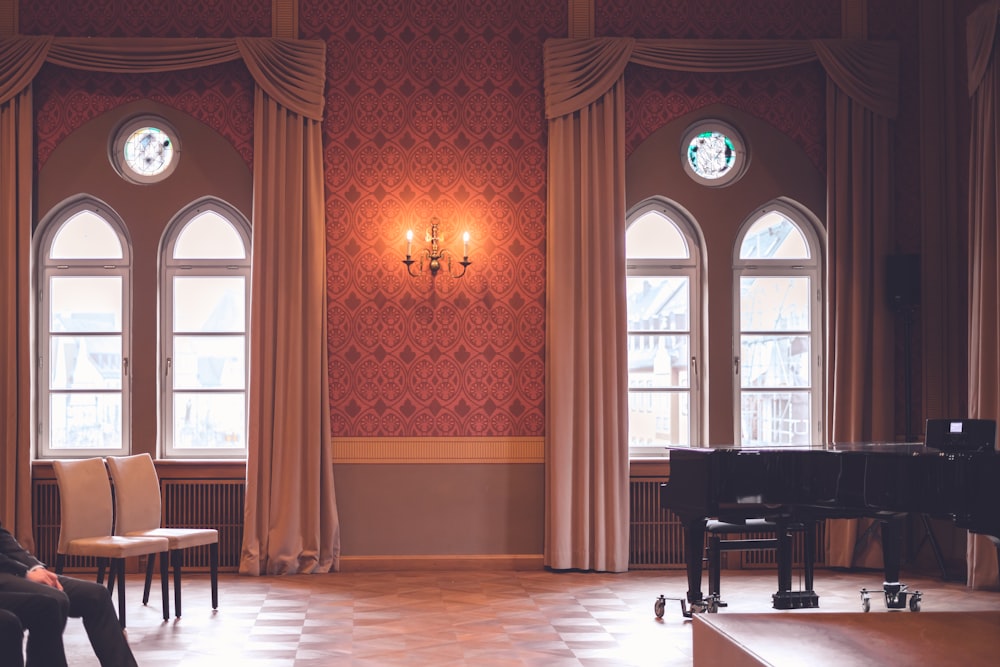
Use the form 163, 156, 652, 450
628, 478, 826, 570
32, 478, 245, 572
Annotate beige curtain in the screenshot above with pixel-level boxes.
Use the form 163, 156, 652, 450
543, 37, 898, 572
967, 0, 1000, 590
0, 35, 338, 574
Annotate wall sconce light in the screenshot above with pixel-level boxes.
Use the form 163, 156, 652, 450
403, 218, 471, 278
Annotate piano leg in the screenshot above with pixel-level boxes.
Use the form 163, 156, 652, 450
683, 518, 707, 604
771, 519, 819, 610
861, 515, 922, 611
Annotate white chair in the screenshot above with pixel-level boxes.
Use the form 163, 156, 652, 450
52, 457, 170, 627
106, 454, 219, 618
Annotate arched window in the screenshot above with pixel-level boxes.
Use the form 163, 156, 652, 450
626, 198, 702, 455
161, 198, 251, 458
37, 198, 131, 457
734, 200, 823, 446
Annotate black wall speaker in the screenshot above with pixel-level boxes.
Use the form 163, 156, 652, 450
885, 253, 920, 312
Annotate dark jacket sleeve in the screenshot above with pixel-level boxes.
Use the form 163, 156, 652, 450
0, 524, 44, 576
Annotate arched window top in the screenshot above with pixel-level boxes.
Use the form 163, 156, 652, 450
163, 199, 250, 265
50, 209, 124, 260
626, 199, 701, 263
174, 210, 247, 260
737, 204, 819, 264
627, 210, 690, 259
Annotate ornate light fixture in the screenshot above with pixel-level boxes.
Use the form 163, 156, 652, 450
403, 218, 471, 278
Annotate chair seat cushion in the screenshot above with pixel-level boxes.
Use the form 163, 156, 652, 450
123, 528, 218, 549
65, 535, 169, 559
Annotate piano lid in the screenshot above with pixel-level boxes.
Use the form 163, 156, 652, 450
667, 441, 925, 454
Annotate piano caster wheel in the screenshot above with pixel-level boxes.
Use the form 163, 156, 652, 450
861, 591, 871, 613
654, 595, 666, 619
909, 596, 921, 612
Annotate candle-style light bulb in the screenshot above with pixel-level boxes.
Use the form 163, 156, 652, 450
406, 229, 413, 256
462, 231, 470, 259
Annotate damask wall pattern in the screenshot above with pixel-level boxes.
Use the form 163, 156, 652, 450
301, 0, 565, 438
33, 64, 255, 172
595, 0, 841, 39
18, 0, 271, 37
624, 63, 827, 171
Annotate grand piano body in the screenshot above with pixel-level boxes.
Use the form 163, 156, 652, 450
660, 423, 1000, 612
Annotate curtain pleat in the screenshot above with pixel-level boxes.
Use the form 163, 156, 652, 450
241, 90, 338, 575
0, 87, 36, 549
545, 80, 630, 572
0, 35, 336, 575
543, 37, 897, 571
966, 1, 1000, 590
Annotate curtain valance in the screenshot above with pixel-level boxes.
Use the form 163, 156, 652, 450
0, 35, 324, 120
544, 37, 898, 120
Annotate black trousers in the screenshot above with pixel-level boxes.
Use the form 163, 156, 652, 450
0, 607, 25, 667
0, 573, 137, 667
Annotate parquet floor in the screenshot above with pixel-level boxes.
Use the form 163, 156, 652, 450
58, 567, 1000, 666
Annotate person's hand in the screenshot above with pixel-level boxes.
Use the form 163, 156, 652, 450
26, 567, 63, 591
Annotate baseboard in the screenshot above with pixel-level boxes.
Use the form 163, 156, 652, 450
338, 554, 545, 572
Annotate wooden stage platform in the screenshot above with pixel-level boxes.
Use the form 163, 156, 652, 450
693, 610, 1000, 666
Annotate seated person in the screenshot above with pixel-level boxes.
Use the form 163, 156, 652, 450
0, 522, 137, 667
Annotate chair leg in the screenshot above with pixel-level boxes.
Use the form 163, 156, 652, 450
142, 553, 155, 605
708, 535, 722, 597
55, 554, 65, 575
210, 542, 219, 610
160, 551, 170, 621
171, 550, 183, 618
113, 559, 127, 629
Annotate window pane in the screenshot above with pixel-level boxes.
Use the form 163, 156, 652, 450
174, 211, 246, 259
627, 276, 689, 331
173, 335, 246, 390
628, 391, 689, 446
739, 212, 809, 259
49, 335, 122, 390
740, 276, 810, 331
626, 211, 689, 259
740, 391, 811, 446
173, 277, 246, 332
49, 392, 122, 449
173, 392, 246, 449
50, 211, 123, 259
741, 335, 811, 388
50, 276, 122, 332
628, 334, 689, 389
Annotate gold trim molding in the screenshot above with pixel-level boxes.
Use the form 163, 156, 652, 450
332, 437, 544, 464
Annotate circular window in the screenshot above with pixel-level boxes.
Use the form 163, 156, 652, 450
681, 120, 748, 187
110, 115, 180, 184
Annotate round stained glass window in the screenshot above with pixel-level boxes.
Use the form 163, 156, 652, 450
110, 115, 180, 184
681, 120, 748, 187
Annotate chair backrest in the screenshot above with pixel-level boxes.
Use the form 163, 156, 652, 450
105, 453, 163, 535
52, 457, 115, 552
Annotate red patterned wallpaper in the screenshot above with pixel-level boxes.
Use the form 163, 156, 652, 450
595, 0, 841, 39
33, 64, 255, 172
18, 0, 270, 37
302, 1, 563, 438
624, 63, 827, 171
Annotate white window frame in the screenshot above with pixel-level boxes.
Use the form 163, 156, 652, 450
160, 197, 251, 459
36, 196, 132, 458
733, 199, 824, 446
626, 197, 704, 458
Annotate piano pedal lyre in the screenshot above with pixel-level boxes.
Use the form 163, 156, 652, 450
654, 593, 720, 619
860, 583, 922, 612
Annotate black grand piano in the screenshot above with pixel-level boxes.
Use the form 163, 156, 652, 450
659, 419, 1000, 615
